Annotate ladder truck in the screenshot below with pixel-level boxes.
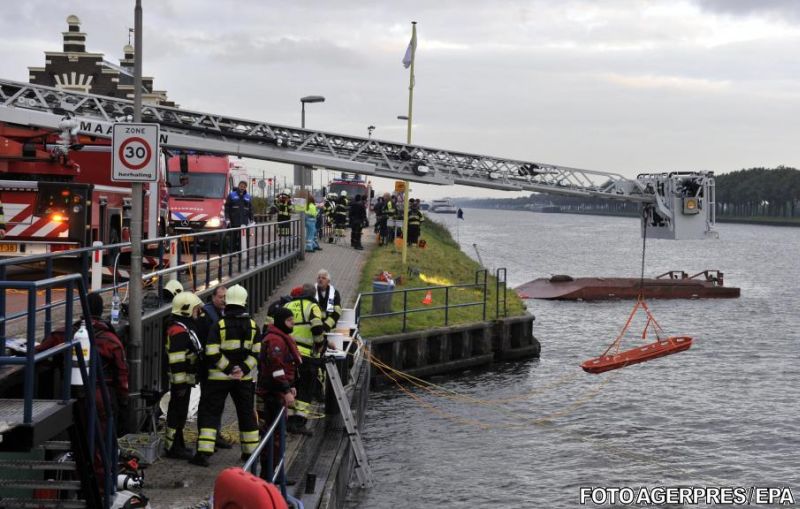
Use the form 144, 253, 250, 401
0, 78, 716, 245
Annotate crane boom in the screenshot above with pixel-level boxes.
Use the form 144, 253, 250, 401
0, 78, 716, 239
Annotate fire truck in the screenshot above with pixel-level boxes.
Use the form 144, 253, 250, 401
327, 173, 372, 202
0, 122, 160, 257
166, 154, 233, 233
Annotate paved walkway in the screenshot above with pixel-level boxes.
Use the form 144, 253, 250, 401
142, 230, 376, 508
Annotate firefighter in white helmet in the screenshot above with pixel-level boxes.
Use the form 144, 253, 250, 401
191, 284, 260, 466
270, 188, 293, 237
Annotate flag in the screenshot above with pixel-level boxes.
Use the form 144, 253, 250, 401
457, 208, 464, 220
402, 32, 417, 69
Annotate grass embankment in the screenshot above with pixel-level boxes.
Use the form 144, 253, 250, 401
357, 220, 527, 337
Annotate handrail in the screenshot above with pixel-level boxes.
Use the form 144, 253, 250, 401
356, 269, 490, 332
242, 406, 287, 498
0, 274, 117, 507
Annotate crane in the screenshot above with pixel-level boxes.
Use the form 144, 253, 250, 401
0, 78, 715, 240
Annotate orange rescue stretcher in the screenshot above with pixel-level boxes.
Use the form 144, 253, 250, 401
582, 297, 693, 374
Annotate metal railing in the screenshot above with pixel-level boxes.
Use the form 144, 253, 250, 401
356, 269, 489, 333
0, 274, 117, 507
242, 406, 287, 497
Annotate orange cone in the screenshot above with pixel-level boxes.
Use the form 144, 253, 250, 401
422, 290, 433, 305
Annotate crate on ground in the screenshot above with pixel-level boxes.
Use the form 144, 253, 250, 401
118, 433, 163, 465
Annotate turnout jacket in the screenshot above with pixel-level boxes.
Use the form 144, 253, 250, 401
283, 298, 324, 356
166, 316, 203, 386
205, 308, 260, 381
315, 283, 342, 331
257, 324, 303, 396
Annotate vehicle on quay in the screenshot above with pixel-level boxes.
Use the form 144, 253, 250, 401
0, 122, 165, 257
166, 154, 237, 234
327, 173, 371, 202
430, 198, 458, 214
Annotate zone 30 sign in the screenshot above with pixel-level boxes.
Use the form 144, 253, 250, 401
112, 123, 160, 182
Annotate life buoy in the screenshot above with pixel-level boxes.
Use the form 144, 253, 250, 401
213, 467, 288, 509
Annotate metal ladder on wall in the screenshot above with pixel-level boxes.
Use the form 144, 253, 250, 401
324, 360, 373, 489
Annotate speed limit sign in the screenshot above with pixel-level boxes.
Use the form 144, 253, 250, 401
112, 123, 160, 182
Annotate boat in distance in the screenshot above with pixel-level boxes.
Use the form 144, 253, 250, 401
516, 270, 740, 300
429, 199, 458, 214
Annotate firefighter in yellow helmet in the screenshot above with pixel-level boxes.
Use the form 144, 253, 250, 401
164, 291, 203, 459
191, 284, 260, 466
283, 284, 326, 429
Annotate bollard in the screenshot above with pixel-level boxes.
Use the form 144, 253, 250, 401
91, 241, 103, 291
169, 238, 178, 281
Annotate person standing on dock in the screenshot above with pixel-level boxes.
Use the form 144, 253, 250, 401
271, 189, 293, 237
164, 291, 204, 460
284, 284, 326, 428
349, 194, 367, 250
191, 284, 261, 466
315, 269, 342, 332
256, 307, 301, 473
407, 198, 425, 246
332, 192, 349, 242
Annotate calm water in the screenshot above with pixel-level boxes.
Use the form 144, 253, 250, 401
346, 209, 800, 508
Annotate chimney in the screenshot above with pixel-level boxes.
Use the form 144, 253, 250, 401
63, 15, 86, 53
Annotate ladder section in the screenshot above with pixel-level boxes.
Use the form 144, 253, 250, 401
0, 78, 651, 198
324, 360, 374, 489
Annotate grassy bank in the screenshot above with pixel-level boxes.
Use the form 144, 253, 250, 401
356, 220, 527, 337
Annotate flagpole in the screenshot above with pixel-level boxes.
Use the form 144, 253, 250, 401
402, 21, 417, 266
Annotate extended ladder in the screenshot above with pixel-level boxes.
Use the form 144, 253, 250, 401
324, 359, 374, 488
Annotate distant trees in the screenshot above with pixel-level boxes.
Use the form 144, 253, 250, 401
715, 167, 800, 218
465, 167, 800, 221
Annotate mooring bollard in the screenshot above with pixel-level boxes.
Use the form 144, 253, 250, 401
91, 240, 103, 291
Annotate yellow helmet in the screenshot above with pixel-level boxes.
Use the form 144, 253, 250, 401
171, 291, 202, 317
164, 279, 183, 297
226, 284, 248, 307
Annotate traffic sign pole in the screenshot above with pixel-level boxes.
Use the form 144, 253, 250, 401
129, 0, 144, 433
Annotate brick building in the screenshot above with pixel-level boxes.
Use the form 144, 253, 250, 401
28, 14, 175, 106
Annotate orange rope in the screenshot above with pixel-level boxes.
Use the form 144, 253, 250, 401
600, 296, 667, 357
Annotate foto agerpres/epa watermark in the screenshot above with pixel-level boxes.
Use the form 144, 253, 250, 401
579, 486, 795, 505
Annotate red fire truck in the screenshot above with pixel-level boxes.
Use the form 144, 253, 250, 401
0, 122, 163, 257
166, 154, 234, 234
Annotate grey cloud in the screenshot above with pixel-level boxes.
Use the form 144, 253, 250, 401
694, 0, 800, 21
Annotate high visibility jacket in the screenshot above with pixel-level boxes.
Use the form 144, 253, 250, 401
166, 317, 203, 386
294, 202, 317, 217
284, 298, 324, 356
409, 208, 425, 226
205, 312, 260, 381
315, 283, 342, 331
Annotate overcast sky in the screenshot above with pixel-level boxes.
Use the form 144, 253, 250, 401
2, 0, 800, 200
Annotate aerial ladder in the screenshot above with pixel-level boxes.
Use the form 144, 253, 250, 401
0, 78, 716, 240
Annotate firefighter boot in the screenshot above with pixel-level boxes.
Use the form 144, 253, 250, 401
165, 429, 194, 460
189, 452, 211, 467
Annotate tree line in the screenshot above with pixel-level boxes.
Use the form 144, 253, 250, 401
464, 167, 800, 220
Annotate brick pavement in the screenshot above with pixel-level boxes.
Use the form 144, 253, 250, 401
140, 230, 376, 508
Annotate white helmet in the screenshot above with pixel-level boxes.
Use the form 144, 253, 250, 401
171, 291, 202, 317
340, 190, 348, 197
281, 188, 292, 197
226, 284, 248, 307
327, 192, 338, 199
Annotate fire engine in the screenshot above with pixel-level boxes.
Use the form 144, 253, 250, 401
327, 173, 371, 202
0, 122, 164, 257
166, 154, 234, 233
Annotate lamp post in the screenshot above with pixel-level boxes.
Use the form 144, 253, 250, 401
368, 125, 375, 139
297, 95, 325, 192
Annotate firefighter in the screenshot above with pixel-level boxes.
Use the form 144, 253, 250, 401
349, 194, 367, 250
191, 284, 260, 466
323, 192, 337, 243
283, 284, 326, 427
256, 306, 302, 473
315, 269, 342, 332
407, 198, 425, 246
332, 193, 349, 242
162, 279, 183, 303
271, 189, 293, 237
164, 291, 204, 459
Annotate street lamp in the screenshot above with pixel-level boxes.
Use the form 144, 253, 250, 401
298, 95, 325, 192
368, 125, 375, 139
300, 95, 325, 129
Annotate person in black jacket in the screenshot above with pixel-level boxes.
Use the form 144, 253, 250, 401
348, 194, 367, 250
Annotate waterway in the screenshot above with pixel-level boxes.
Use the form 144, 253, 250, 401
346, 208, 800, 508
